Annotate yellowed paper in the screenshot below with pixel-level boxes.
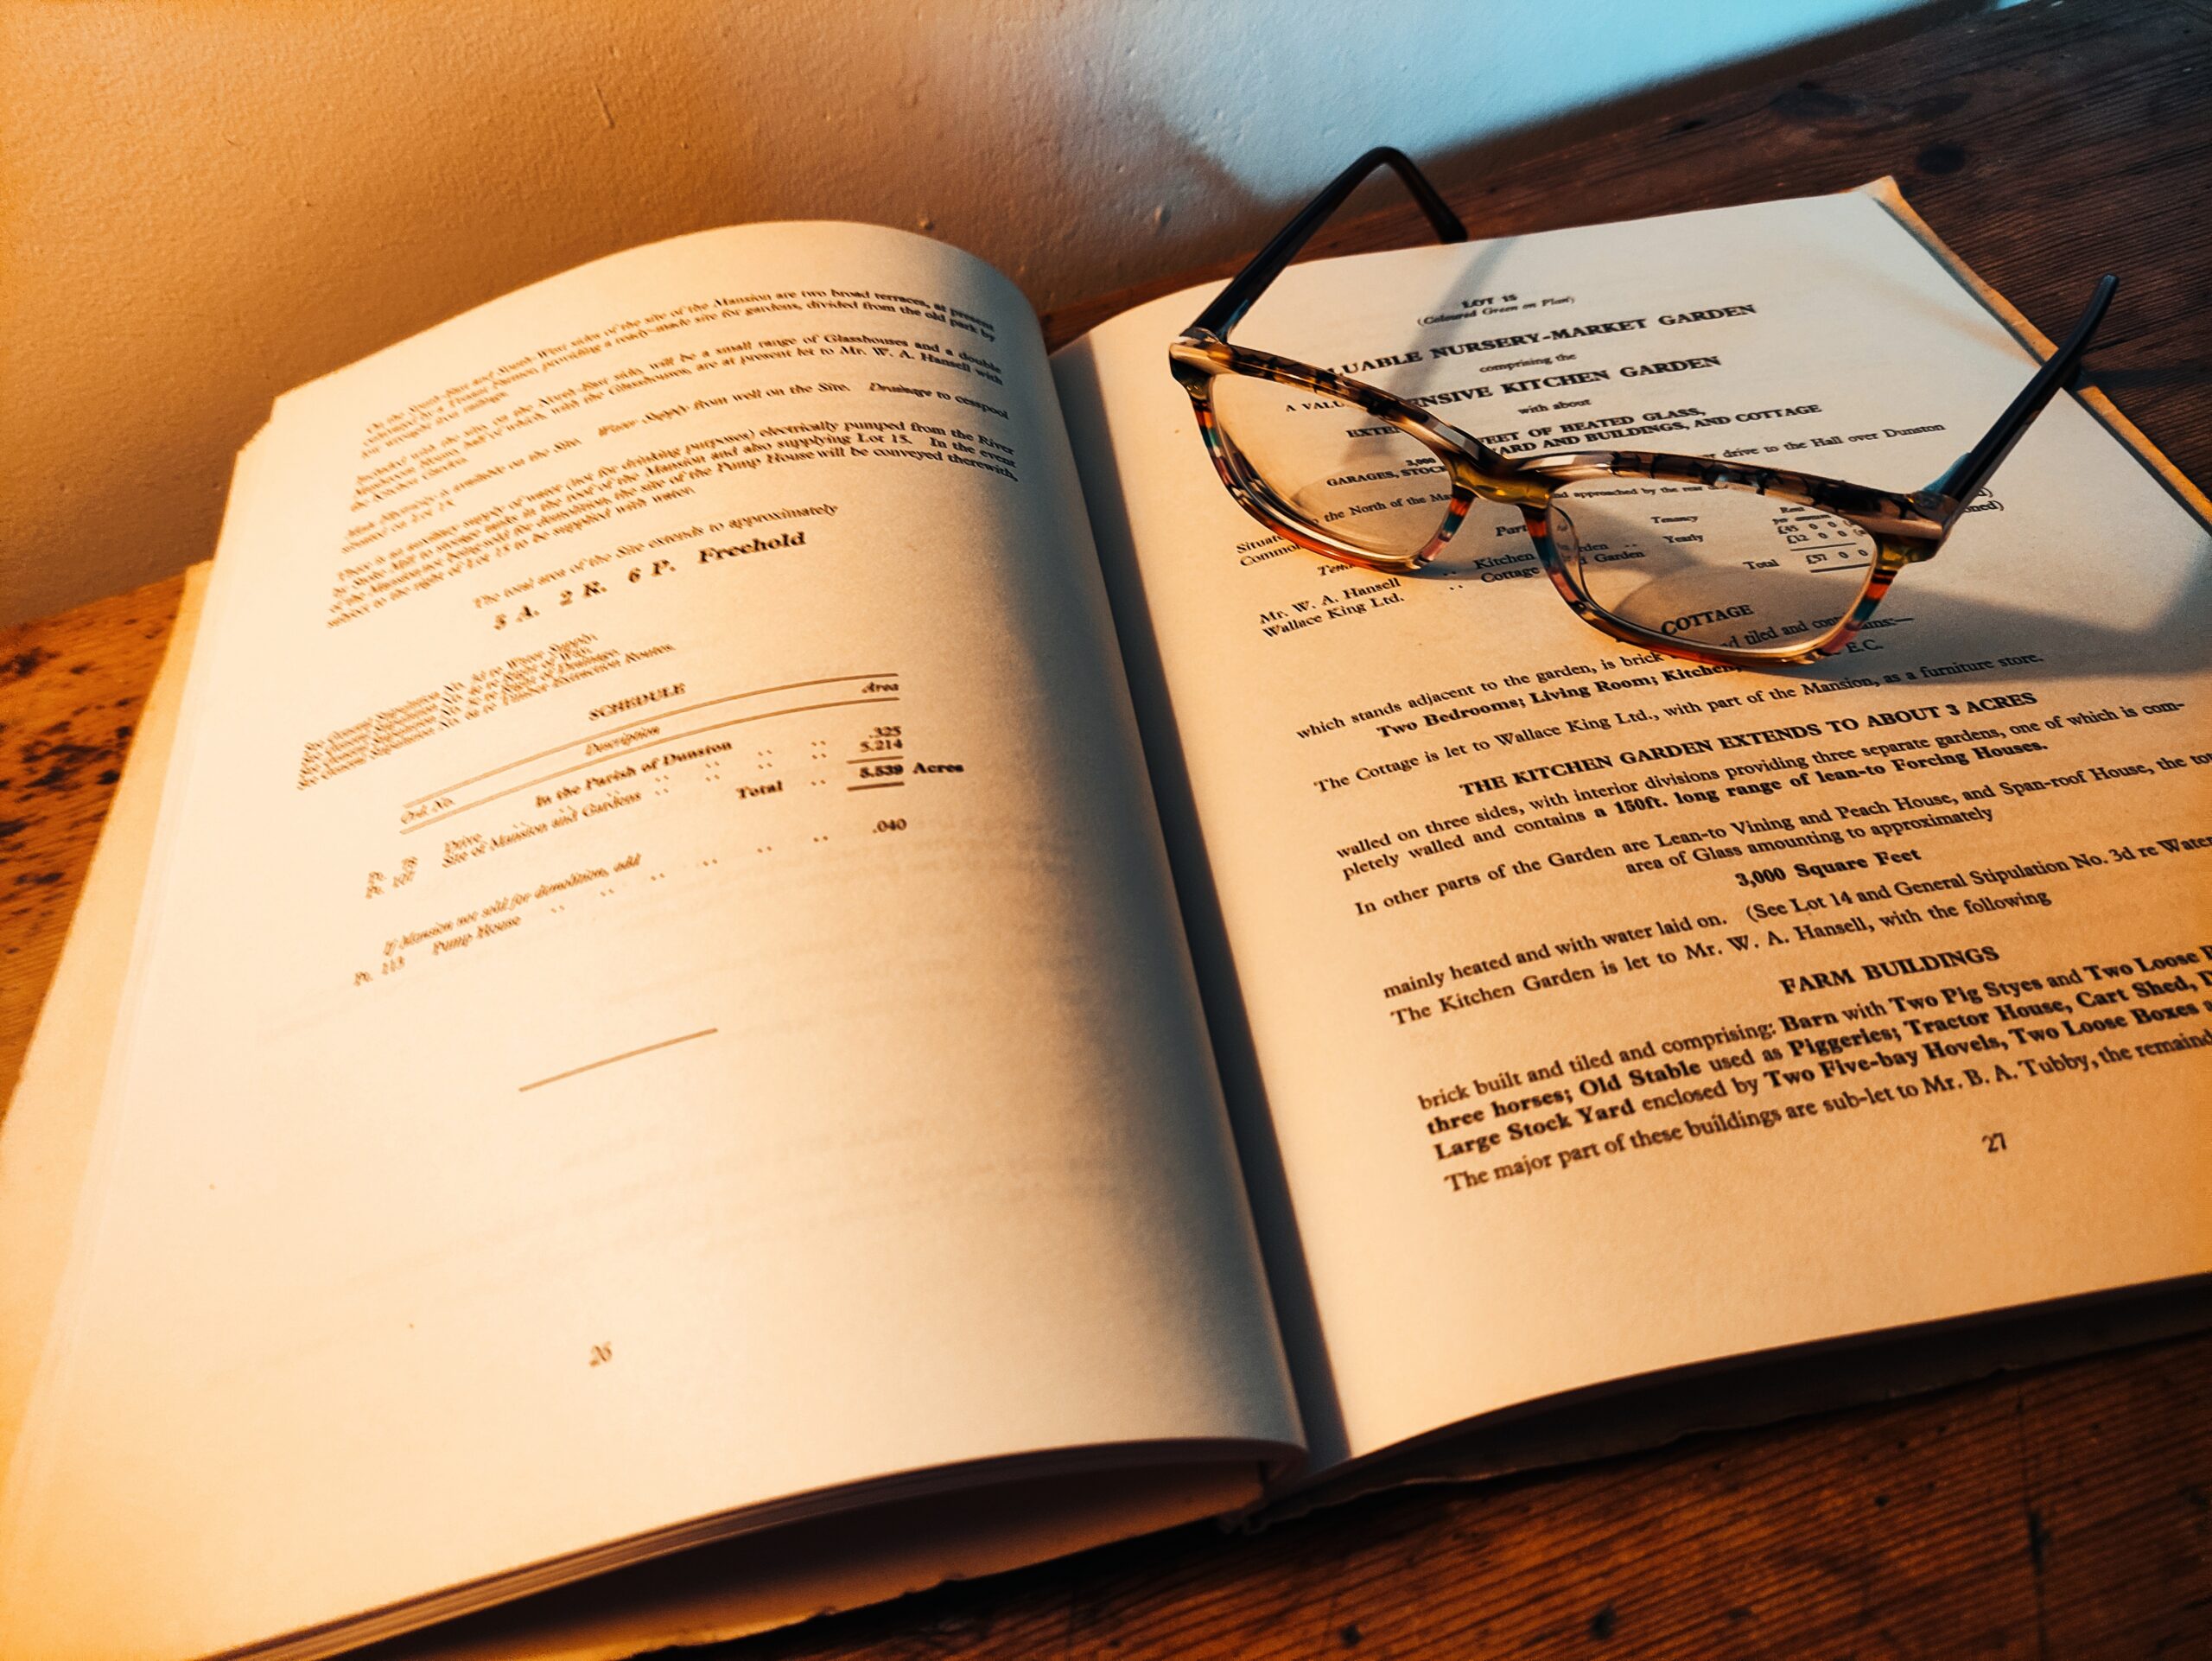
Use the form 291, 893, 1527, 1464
366, 1460, 1264, 1661
2, 223, 1297, 1660
0, 563, 212, 1460
1057, 187, 2211, 1472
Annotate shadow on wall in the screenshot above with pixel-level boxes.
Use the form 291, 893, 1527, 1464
0, 0, 1985, 627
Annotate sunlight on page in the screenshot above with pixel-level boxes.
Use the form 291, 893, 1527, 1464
1, 222, 1297, 1661
1058, 187, 2211, 1473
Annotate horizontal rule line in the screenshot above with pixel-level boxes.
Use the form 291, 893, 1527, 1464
401, 697, 899, 832
519, 1028, 719, 1092
404, 671, 900, 807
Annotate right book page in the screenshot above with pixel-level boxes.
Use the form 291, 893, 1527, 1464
1056, 185, 2212, 1475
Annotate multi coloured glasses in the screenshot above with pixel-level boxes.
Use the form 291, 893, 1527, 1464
1169, 148, 2116, 666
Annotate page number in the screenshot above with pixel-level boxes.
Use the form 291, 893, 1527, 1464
588, 1342, 613, 1366
1982, 1131, 2008, 1154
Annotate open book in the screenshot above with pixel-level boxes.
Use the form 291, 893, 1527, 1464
3, 181, 2206, 1661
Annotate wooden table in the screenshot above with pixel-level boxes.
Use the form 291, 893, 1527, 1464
3, 0, 2206, 1653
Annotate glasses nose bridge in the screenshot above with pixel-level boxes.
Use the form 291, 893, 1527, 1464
1445, 444, 1549, 512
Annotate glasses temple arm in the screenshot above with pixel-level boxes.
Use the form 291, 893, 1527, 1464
1188, 147, 1466, 340
1930, 275, 2116, 507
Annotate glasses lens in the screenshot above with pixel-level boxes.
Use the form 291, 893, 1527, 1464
1547, 479, 1878, 654
1210, 370, 1454, 561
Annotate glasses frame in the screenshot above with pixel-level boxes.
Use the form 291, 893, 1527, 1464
1170, 147, 2116, 667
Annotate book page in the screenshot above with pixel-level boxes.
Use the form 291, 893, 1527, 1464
0, 573, 1281, 1661
1056, 188, 2211, 1473
1, 222, 1298, 1661
0, 566, 210, 1462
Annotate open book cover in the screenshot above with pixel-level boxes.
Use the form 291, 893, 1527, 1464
2, 179, 2206, 1660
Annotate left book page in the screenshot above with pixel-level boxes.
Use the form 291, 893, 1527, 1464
0, 222, 1300, 1661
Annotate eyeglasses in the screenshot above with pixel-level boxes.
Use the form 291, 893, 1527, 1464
1169, 147, 2116, 667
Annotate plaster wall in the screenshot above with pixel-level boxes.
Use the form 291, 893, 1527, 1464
3, 0, 1934, 624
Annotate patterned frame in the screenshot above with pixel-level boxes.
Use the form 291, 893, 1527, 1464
1171, 148, 2116, 668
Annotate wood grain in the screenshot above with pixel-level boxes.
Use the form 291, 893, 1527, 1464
1042, 0, 2212, 496
734, 1336, 2212, 1660
2, 1, 2205, 1655
0, 570, 187, 1113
